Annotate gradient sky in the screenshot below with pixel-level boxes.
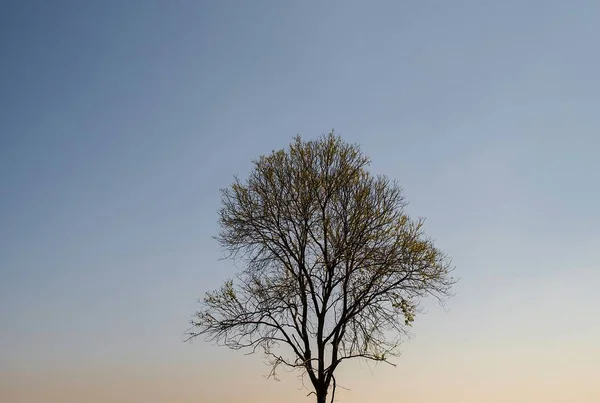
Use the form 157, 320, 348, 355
1, 1, 599, 402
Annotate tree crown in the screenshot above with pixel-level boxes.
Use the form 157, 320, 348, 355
189, 132, 455, 402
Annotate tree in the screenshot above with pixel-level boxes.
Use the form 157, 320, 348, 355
188, 132, 455, 403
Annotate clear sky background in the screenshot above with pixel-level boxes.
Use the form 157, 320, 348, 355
1, 1, 599, 402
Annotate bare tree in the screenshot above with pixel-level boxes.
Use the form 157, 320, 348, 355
188, 132, 455, 403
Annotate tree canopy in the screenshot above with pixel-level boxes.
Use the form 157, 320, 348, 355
188, 132, 455, 403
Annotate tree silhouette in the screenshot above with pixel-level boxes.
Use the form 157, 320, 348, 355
188, 132, 455, 403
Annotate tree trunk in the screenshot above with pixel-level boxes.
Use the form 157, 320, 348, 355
316, 389, 327, 403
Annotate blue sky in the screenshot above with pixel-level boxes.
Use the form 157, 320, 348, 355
1, 1, 599, 402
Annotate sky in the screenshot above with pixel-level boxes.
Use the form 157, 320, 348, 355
1, 0, 599, 402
